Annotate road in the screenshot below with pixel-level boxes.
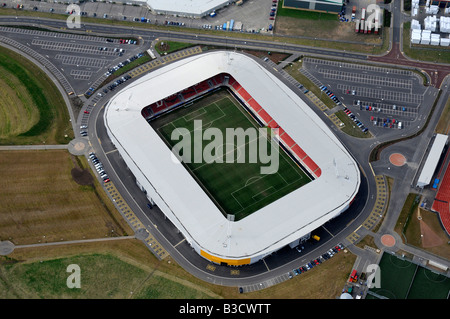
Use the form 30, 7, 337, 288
0, 15, 368, 61
368, 0, 450, 87
1, 1, 449, 293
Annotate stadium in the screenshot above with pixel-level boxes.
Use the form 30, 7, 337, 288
104, 51, 361, 266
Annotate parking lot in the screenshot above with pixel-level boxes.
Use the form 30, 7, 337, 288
301, 57, 433, 136
0, 25, 144, 94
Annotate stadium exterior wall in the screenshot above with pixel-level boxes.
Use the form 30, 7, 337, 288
103, 51, 360, 266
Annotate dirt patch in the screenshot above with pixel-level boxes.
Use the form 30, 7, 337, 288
275, 16, 382, 44
71, 167, 94, 186
419, 219, 444, 248
242, 49, 290, 64
70, 154, 94, 186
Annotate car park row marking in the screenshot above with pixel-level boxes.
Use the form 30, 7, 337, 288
337, 84, 423, 104
70, 69, 93, 80
0, 26, 121, 44
355, 100, 418, 117
104, 183, 168, 260
31, 39, 118, 56
318, 68, 413, 90
299, 67, 322, 87
303, 57, 413, 77
56, 54, 109, 68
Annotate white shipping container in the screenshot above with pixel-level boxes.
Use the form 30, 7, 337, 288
411, 19, 421, 29
430, 39, 440, 45
440, 38, 450, 46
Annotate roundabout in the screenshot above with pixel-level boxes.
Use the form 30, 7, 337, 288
389, 153, 406, 167
380, 234, 396, 248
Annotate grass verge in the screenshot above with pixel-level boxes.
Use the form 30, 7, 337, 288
0, 45, 73, 145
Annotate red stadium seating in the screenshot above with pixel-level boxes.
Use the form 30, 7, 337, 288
280, 134, 296, 148
149, 101, 166, 114
141, 107, 151, 118
291, 144, 307, 160
248, 99, 262, 113
193, 80, 211, 94
164, 95, 181, 108
314, 167, 322, 178
267, 120, 278, 129
181, 88, 197, 100
211, 74, 225, 86
227, 75, 236, 87
302, 156, 320, 176
432, 161, 450, 235
238, 88, 252, 102
256, 109, 273, 124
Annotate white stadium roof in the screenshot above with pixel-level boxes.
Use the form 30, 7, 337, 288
104, 51, 360, 265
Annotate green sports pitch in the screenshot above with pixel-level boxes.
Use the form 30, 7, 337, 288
149, 89, 311, 221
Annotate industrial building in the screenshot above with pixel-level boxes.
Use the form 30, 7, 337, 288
283, 0, 344, 14
145, 0, 231, 18
416, 133, 449, 188
104, 51, 360, 266
87, 0, 232, 18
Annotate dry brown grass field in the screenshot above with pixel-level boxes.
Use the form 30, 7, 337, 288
0, 149, 133, 245
275, 17, 383, 46
0, 149, 356, 299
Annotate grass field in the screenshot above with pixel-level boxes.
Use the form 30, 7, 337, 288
0, 150, 133, 245
0, 238, 357, 299
368, 252, 450, 299
0, 46, 73, 145
150, 89, 311, 220
435, 98, 450, 135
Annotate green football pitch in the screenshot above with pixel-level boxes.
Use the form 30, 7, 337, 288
367, 252, 450, 299
150, 89, 311, 220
